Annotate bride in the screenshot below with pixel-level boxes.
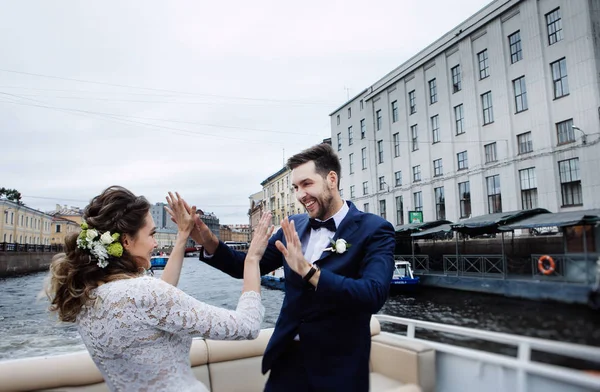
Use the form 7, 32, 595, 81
45, 185, 273, 391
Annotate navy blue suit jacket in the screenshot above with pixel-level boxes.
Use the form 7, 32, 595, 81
200, 201, 395, 391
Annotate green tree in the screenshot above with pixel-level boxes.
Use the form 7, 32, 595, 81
0, 187, 24, 205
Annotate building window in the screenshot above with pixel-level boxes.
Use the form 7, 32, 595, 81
337, 132, 341, 151
350, 185, 356, 199
362, 181, 369, 195
512, 76, 528, 113
458, 181, 471, 218
451, 65, 461, 92
348, 107, 351, 118
551, 58, 569, 98
431, 115, 440, 143
56, 224, 61, 233
360, 119, 366, 139
484, 142, 497, 163
395, 171, 402, 187
379, 176, 386, 191
363, 203, 369, 213
393, 133, 400, 157
481, 91, 494, 125
486, 175, 502, 213
546, 8, 563, 45
411, 125, 418, 151
434, 187, 446, 220
377, 140, 384, 163
519, 168, 538, 209
557, 119, 574, 144
361, 147, 367, 169
336, 115, 340, 125
392, 100, 398, 122
457, 151, 468, 170
379, 200, 387, 220
559, 158, 582, 206
517, 132, 533, 154
349, 153, 354, 174
412, 165, 421, 182
509, 31, 522, 63
408, 90, 416, 114
413, 192, 423, 212
376, 110, 382, 131
429, 78, 437, 104
348, 126, 353, 145
433, 158, 443, 177
360, 99, 364, 110
478, 49, 489, 79
396, 196, 404, 226
454, 104, 464, 135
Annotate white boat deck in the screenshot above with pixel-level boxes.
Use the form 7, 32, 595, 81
375, 314, 600, 392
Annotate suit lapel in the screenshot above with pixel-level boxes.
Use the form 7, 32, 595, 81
315, 201, 362, 263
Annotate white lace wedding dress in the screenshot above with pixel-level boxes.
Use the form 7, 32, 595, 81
76, 276, 265, 392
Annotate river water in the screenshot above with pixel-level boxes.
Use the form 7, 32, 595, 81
1, 258, 599, 365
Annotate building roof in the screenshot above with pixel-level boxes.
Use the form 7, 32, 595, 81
498, 209, 600, 231
451, 208, 550, 235
260, 166, 288, 186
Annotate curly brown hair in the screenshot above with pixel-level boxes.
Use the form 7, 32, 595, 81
46, 185, 151, 322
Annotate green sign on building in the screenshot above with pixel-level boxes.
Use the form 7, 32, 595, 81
408, 211, 423, 223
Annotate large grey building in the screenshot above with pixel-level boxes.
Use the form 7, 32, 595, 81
331, 0, 600, 226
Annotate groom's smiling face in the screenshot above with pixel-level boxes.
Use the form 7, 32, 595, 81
291, 160, 337, 221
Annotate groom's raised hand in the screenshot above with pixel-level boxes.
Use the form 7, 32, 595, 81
275, 218, 312, 278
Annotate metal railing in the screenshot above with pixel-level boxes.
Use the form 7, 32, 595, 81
0, 242, 64, 253
394, 255, 429, 273
531, 253, 597, 284
375, 314, 600, 392
443, 254, 505, 277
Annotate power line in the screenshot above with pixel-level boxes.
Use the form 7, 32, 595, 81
0, 69, 336, 105
0, 92, 319, 145
22, 195, 249, 208
0, 91, 319, 137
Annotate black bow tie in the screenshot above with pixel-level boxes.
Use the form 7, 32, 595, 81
309, 218, 336, 232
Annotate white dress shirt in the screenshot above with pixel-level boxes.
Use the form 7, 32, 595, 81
303, 201, 349, 263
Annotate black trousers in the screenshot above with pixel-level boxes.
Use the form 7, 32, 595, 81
264, 341, 311, 392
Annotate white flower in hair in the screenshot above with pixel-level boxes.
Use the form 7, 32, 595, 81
100, 231, 114, 245
86, 229, 98, 242
91, 243, 108, 262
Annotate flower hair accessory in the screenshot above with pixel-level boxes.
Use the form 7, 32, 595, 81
323, 238, 351, 254
76, 222, 123, 268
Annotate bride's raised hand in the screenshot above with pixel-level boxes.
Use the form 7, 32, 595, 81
246, 212, 274, 261
165, 192, 196, 235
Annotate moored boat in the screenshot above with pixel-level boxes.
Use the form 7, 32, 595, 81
150, 255, 168, 270
391, 260, 420, 291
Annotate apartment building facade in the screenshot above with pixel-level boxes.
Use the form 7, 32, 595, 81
0, 199, 53, 245
331, 0, 600, 227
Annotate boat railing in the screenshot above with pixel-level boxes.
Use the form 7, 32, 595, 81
375, 314, 600, 392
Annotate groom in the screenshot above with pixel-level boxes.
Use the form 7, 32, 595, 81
192, 143, 395, 392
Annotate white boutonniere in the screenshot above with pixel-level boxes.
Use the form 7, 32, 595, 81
323, 238, 351, 254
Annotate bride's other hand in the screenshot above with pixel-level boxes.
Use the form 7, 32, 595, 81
246, 212, 274, 262
165, 192, 196, 235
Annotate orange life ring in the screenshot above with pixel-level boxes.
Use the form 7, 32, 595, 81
538, 255, 555, 275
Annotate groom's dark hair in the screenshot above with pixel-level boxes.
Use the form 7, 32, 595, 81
287, 143, 341, 187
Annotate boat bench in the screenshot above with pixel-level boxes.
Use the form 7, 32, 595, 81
0, 317, 435, 392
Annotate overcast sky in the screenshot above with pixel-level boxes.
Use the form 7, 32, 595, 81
0, 0, 492, 224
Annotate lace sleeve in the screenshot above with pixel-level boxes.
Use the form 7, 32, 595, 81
134, 277, 265, 340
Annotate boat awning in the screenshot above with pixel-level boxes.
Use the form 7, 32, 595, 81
411, 223, 454, 238
395, 220, 452, 236
451, 208, 550, 236
498, 209, 600, 231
